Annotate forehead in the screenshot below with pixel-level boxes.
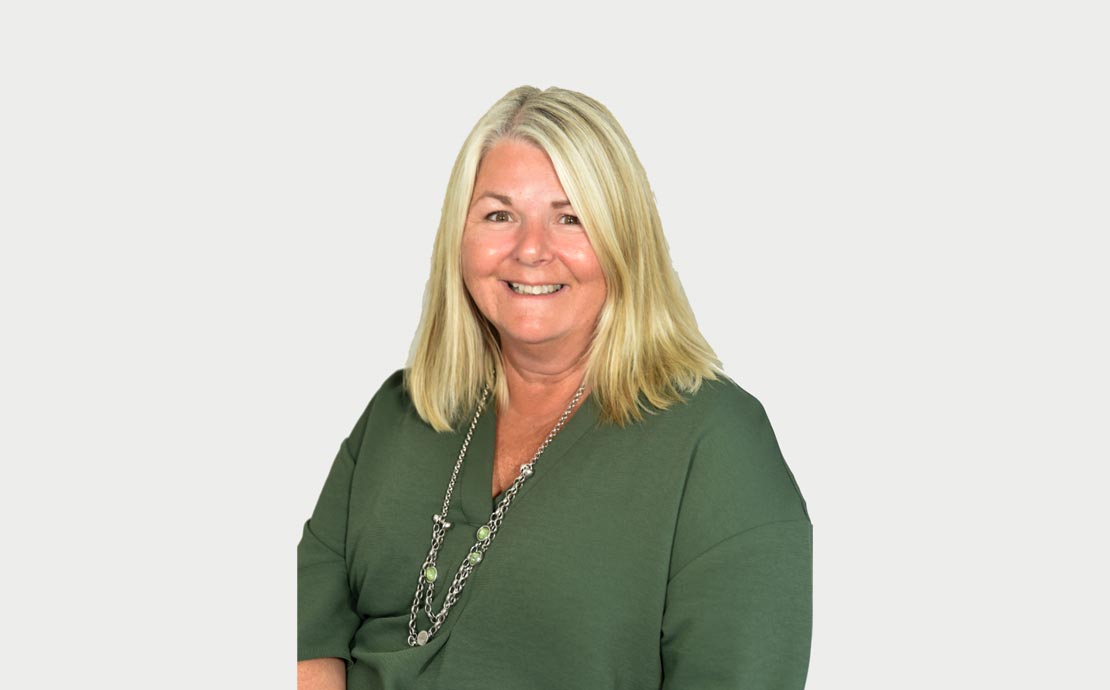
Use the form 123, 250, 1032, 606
472, 139, 568, 200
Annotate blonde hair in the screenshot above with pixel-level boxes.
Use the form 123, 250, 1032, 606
406, 85, 721, 431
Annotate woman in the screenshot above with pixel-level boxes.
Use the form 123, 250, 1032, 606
298, 86, 812, 689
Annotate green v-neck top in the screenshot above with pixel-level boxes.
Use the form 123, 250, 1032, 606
298, 370, 812, 689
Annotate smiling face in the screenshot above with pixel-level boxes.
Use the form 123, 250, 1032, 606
461, 139, 607, 365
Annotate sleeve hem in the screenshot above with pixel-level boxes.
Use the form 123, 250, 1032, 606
297, 647, 354, 667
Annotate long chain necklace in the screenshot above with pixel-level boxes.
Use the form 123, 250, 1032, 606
407, 382, 587, 647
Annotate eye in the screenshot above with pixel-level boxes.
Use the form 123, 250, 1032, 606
557, 214, 581, 225
485, 210, 512, 222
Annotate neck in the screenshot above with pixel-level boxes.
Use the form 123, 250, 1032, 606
498, 345, 590, 420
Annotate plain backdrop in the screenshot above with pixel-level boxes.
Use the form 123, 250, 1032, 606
1, 1, 1106, 688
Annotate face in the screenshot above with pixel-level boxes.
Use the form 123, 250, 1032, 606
461, 139, 607, 363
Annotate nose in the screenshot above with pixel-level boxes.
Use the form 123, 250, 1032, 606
512, 216, 553, 266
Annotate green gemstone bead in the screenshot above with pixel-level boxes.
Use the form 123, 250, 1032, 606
424, 566, 438, 583
468, 551, 482, 565
476, 525, 491, 541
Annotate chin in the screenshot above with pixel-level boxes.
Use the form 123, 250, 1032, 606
502, 333, 560, 347
498, 328, 568, 348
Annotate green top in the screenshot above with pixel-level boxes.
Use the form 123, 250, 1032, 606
298, 370, 812, 689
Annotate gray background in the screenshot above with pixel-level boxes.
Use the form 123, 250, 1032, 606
2, 1, 1106, 687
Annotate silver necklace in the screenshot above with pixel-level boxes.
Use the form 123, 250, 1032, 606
407, 382, 587, 647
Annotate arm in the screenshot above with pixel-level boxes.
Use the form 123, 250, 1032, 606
298, 395, 378, 673
297, 658, 346, 690
661, 385, 812, 688
661, 520, 812, 689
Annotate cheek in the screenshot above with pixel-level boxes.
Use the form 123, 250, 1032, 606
459, 247, 476, 283
461, 231, 508, 275
560, 242, 606, 286
579, 252, 609, 307
460, 238, 504, 312
460, 236, 487, 283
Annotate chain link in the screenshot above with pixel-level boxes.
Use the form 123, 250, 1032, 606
407, 382, 586, 646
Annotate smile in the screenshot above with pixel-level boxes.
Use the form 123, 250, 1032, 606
506, 281, 565, 296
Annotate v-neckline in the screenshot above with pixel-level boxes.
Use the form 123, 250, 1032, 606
452, 392, 598, 526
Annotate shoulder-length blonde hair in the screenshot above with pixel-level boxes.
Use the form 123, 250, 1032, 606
406, 85, 721, 431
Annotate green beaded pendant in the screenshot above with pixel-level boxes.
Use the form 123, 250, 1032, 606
468, 551, 482, 565
424, 565, 438, 583
476, 525, 491, 541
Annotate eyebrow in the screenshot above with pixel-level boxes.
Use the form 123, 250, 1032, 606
472, 192, 573, 209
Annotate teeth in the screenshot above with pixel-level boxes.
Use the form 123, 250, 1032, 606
509, 282, 563, 295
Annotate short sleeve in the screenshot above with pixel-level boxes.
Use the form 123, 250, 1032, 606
661, 384, 812, 688
661, 520, 812, 688
297, 396, 375, 663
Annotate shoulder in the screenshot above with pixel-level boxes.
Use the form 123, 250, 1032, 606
661, 374, 778, 451
666, 374, 810, 571
371, 368, 411, 410
680, 374, 768, 428
344, 368, 417, 456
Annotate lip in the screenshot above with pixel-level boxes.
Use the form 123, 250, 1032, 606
501, 280, 567, 296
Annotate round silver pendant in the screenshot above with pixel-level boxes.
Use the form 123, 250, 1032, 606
416, 630, 430, 646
